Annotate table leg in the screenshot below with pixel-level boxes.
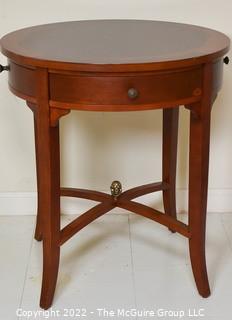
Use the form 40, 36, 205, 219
36, 120, 60, 309
33, 114, 43, 241
162, 107, 179, 232
188, 100, 211, 297
35, 68, 61, 309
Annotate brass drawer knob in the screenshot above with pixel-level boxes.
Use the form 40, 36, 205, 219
128, 87, 138, 99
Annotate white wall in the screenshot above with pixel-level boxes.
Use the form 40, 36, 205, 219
0, 0, 232, 214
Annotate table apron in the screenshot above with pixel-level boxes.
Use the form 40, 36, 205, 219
7, 59, 223, 111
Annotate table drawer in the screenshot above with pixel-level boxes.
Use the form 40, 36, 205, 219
49, 68, 203, 108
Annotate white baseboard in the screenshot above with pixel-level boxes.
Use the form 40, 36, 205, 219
0, 189, 232, 215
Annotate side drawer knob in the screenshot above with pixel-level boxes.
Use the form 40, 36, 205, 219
128, 87, 138, 99
223, 56, 230, 65
0, 64, 10, 73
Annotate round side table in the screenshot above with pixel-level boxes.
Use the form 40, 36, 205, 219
0, 20, 230, 309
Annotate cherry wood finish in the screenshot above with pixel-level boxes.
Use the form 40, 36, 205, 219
33, 113, 43, 242
49, 68, 202, 107
188, 63, 214, 298
0, 20, 230, 309
6, 59, 223, 112
162, 107, 179, 232
1, 20, 229, 71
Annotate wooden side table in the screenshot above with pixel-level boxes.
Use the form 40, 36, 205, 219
0, 20, 230, 309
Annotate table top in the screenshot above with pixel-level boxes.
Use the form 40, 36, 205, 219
0, 20, 230, 72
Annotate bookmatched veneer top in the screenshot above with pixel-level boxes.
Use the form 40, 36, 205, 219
0, 20, 230, 72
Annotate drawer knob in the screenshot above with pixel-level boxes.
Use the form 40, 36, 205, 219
0, 64, 10, 73
128, 88, 138, 99
223, 56, 230, 65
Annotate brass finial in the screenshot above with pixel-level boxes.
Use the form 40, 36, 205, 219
110, 180, 122, 200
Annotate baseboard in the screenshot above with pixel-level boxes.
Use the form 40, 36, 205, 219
0, 189, 232, 215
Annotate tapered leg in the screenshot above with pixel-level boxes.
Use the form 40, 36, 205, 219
188, 100, 211, 297
34, 114, 43, 241
188, 63, 214, 298
162, 107, 179, 232
35, 68, 61, 309
40, 124, 60, 309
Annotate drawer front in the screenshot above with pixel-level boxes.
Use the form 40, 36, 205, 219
49, 68, 203, 108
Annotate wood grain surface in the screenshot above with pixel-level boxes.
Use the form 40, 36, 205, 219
0, 20, 230, 72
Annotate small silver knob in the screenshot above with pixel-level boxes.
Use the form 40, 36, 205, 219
128, 88, 138, 99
